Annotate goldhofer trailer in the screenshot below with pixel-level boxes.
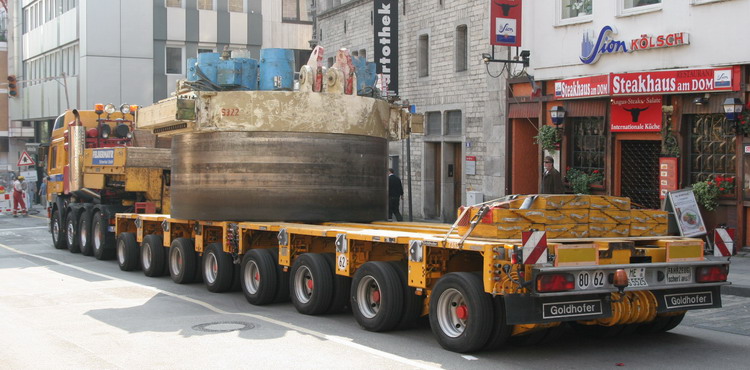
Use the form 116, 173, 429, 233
114, 212, 730, 353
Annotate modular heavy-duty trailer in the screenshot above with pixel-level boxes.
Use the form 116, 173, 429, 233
113, 196, 731, 353
48, 48, 731, 353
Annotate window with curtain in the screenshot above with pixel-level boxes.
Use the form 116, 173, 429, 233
561, 0, 592, 19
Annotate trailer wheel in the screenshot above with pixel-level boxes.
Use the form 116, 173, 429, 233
387, 261, 424, 330
271, 248, 290, 303
638, 312, 686, 334
65, 212, 81, 253
241, 249, 278, 305
203, 243, 234, 293
429, 272, 494, 353
92, 211, 115, 260
483, 296, 513, 350
351, 261, 404, 332
323, 253, 352, 314
170, 238, 197, 284
78, 212, 94, 256
141, 234, 166, 277
51, 209, 67, 250
290, 253, 333, 315
116, 232, 140, 271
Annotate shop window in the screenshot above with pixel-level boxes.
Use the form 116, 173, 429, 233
560, 0, 593, 19
569, 117, 606, 175
426, 112, 441, 135
446, 111, 462, 136
688, 114, 736, 184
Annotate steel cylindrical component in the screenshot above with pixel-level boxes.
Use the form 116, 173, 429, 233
68, 125, 85, 193
259, 48, 295, 91
170, 131, 387, 222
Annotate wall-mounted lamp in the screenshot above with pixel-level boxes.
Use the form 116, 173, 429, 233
723, 97, 744, 135
481, 50, 530, 67
692, 93, 710, 106
550, 106, 566, 127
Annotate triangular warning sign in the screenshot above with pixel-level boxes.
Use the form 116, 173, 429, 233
18, 151, 35, 167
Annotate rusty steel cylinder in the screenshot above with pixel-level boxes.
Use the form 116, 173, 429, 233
170, 131, 387, 222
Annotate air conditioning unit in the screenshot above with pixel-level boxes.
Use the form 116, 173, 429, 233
466, 191, 483, 205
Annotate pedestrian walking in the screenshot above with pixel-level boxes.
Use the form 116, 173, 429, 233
388, 168, 404, 221
39, 176, 49, 209
12, 176, 28, 217
541, 156, 564, 194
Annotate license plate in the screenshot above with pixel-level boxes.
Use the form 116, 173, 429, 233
666, 266, 692, 284
627, 267, 648, 287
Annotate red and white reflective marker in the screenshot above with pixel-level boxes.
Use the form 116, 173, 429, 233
714, 228, 735, 257
522, 230, 548, 264
0, 193, 11, 214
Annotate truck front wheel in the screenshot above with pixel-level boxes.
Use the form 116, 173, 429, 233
117, 232, 140, 271
170, 238, 197, 284
66, 212, 81, 253
92, 211, 115, 260
203, 243, 234, 293
429, 272, 494, 353
51, 210, 67, 250
351, 261, 404, 332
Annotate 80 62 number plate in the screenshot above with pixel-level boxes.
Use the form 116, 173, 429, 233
576, 270, 607, 290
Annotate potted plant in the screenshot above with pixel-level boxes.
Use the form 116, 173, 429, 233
534, 125, 561, 153
565, 168, 603, 194
692, 176, 735, 211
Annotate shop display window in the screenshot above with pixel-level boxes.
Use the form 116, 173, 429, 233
687, 114, 736, 184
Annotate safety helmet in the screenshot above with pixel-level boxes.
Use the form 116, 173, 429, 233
17, 176, 24, 180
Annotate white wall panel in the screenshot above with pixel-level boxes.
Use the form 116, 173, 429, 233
120, 58, 154, 107
199, 10, 218, 43
229, 12, 247, 45
81, 0, 122, 57
59, 10, 78, 46
81, 56, 122, 108
167, 7, 187, 41
120, 0, 153, 58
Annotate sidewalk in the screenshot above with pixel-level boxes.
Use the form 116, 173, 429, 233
725, 247, 750, 298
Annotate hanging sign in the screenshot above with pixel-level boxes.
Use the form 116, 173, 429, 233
490, 0, 523, 47
610, 96, 662, 132
374, 0, 399, 96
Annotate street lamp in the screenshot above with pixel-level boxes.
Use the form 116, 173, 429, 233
550, 106, 566, 127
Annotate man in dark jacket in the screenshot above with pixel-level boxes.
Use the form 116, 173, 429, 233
542, 156, 564, 194
388, 168, 404, 221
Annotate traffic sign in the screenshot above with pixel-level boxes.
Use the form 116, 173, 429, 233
18, 151, 35, 167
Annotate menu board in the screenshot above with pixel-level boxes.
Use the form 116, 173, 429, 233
666, 189, 707, 237
659, 157, 678, 200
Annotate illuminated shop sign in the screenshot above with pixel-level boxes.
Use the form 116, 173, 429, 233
580, 26, 689, 65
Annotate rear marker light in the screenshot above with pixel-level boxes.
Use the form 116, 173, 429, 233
696, 265, 728, 283
536, 273, 575, 292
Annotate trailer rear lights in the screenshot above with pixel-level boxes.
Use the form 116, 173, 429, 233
115, 123, 130, 138
696, 265, 728, 283
100, 124, 111, 139
536, 273, 575, 292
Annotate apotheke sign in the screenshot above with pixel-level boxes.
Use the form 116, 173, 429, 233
580, 26, 689, 65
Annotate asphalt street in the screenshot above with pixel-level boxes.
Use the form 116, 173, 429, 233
1, 213, 749, 369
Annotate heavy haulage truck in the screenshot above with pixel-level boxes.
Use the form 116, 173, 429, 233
48, 48, 731, 353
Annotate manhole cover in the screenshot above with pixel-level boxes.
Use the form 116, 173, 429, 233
192, 321, 255, 333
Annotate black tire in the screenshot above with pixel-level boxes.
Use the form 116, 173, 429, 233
290, 253, 334, 315
203, 243, 234, 293
92, 211, 116, 260
351, 261, 404, 332
51, 209, 67, 250
78, 211, 94, 256
639, 313, 686, 334
116, 232, 140, 271
484, 296, 513, 350
65, 211, 81, 253
241, 249, 278, 305
388, 261, 424, 330
141, 234, 166, 277
272, 248, 290, 303
323, 253, 352, 314
429, 272, 494, 353
169, 238, 197, 284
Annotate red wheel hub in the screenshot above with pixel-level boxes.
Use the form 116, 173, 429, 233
455, 304, 468, 320
254, 272, 260, 282
306, 278, 314, 290
371, 290, 381, 303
